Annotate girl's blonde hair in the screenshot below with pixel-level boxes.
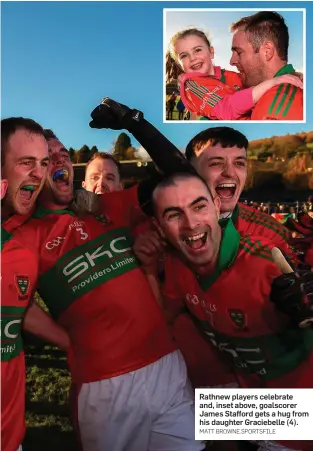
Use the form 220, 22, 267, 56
166, 28, 212, 83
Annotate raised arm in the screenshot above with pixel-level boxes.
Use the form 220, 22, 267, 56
89, 98, 195, 176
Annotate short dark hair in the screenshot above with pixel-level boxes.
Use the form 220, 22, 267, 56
185, 127, 249, 161
43, 129, 59, 141
231, 11, 289, 61
85, 152, 121, 177
155, 171, 210, 192
138, 170, 212, 217
152, 172, 214, 213
1, 117, 44, 167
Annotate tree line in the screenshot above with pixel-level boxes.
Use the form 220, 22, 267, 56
69, 130, 313, 190
70, 131, 313, 164
247, 131, 313, 161
69, 133, 141, 163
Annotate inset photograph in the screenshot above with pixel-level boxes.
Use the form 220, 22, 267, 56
164, 9, 305, 122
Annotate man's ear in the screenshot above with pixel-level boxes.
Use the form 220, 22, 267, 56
1, 179, 8, 200
261, 41, 275, 62
82, 180, 86, 189
213, 195, 221, 220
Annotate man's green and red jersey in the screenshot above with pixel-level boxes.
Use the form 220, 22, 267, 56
163, 220, 313, 451
230, 202, 294, 262
163, 220, 313, 389
10, 187, 175, 384
163, 202, 295, 389
179, 67, 252, 120
251, 64, 303, 120
1, 228, 38, 451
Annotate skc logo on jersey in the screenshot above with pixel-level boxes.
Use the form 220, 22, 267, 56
38, 227, 140, 319
14, 275, 30, 300
63, 235, 132, 284
1, 306, 25, 360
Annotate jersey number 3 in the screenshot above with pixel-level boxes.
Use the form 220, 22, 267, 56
76, 228, 88, 240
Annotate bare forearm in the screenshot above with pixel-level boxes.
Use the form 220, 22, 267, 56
23, 302, 70, 351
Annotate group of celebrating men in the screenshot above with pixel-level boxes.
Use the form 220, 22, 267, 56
1, 98, 313, 451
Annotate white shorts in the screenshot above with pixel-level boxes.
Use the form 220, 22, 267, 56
77, 350, 205, 451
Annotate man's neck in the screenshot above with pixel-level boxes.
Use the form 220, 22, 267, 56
264, 60, 287, 80
194, 254, 219, 277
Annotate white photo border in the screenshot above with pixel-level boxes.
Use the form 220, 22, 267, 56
163, 8, 306, 124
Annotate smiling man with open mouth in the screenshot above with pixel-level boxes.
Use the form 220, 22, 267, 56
149, 171, 313, 451
1, 117, 71, 451
1, 118, 50, 218
39, 129, 74, 209
185, 127, 247, 218
153, 173, 221, 270
185, 127, 292, 257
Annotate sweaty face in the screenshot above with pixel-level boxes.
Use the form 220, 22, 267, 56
154, 177, 221, 268
2, 129, 49, 216
191, 144, 247, 214
82, 158, 122, 194
44, 139, 74, 206
230, 29, 265, 87
175, 35, 215, 75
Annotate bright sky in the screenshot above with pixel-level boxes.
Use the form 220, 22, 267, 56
165, 9, 303, 72
1, 1, 312, 153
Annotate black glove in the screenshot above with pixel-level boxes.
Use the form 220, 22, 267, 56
270, 271, 313, 327
70, 189, 101, 218
89, 97, 143, 131
89, 97, 199, 218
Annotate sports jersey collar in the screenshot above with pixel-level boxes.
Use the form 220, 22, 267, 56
1, 227, 13, 251
32, 204, 75, 218
198, 219, 240, 291
218, 205, 239, 229
274, 64, 295, 77
232, 204, 240, 223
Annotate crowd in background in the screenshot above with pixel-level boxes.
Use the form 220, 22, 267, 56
241, 197, 313, 215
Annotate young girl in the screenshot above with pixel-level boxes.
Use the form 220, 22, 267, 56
166, 28, 302, 120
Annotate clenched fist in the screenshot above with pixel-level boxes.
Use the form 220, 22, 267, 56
89, 97, 143, 131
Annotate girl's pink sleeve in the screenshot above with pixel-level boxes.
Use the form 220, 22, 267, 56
210, 88, 254, 120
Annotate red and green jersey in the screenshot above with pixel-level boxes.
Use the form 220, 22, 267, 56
163, 220, 313, 389
229, 203, 295, 263
179, 67, 252, 120
1, 227, 38, 451
164, 203, 295, 388
251, 64, 303, 120
11, 187, 175, 384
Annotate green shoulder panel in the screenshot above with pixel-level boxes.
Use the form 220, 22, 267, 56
38, 227, 139, 319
